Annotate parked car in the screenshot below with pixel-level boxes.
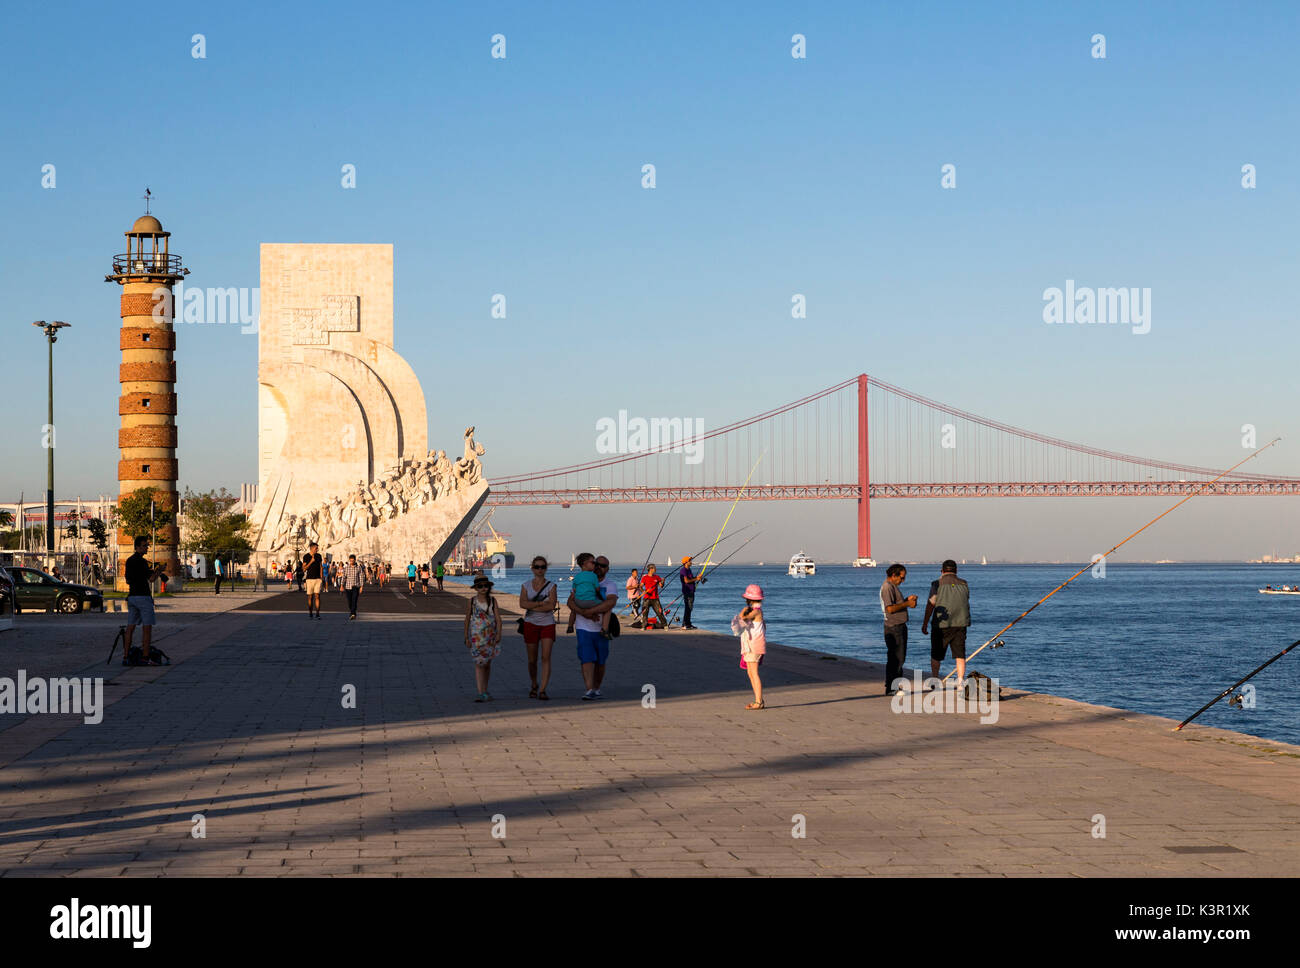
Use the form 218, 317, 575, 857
3, 566, 104, 613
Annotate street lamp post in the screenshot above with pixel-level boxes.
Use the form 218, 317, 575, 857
33, 320, 70, 566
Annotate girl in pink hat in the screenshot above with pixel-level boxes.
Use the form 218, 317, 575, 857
731, 584, 767, 709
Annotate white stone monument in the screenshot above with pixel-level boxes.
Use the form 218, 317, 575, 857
251, 244, 486, 564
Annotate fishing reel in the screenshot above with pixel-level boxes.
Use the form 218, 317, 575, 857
1228, 693, 1247, 710
990, 639, 1006, 649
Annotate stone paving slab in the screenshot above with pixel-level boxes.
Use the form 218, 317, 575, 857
1, 583, 1298, 877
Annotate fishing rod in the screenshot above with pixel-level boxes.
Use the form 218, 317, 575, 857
1174, 638, 1300, 731
698, 453, 765, 580
941, 436, 1284, 684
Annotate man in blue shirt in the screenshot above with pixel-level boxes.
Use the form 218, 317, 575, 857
213, 555, 224, 595
678, 556, 704, 630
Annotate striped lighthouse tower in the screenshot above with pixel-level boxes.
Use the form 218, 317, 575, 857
105, 202, 189, 590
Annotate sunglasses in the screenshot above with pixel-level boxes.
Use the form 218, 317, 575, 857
532, 564, 547, 569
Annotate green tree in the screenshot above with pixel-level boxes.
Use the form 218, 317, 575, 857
182, 487, 253, 563
0, 509, 12, 528
117, 487, 176, 544
86, 517, 109, 552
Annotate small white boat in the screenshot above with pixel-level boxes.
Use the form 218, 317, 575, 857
981, 555, 988, 566
852, 557, 877, 567
1259, 586, 1300, 595
788, 551, 816, 577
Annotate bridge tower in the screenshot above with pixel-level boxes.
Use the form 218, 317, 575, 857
105, 206, 189, 589
853, 373, 875, 566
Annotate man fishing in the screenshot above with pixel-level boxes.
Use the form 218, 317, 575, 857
640, 564, 669, 629
678, 556, 705, 630
927, 560, 970, 687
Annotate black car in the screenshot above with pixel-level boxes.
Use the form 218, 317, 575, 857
3, 566, 104, 613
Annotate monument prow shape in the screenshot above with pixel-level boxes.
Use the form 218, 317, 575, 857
253, 244, 486, 565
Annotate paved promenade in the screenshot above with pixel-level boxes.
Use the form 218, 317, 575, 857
2, 583, 1298, 877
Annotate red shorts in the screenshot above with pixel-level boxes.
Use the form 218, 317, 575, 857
521, 621, 556, 645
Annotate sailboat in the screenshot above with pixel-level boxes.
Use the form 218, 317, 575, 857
981, 555, 988, 566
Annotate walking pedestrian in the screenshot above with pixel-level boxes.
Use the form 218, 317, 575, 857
519, 556, 558, 699
732, 583, 767, 709
341, 553, 365, 619
293, 558, 304, 591
303, 543, 325, 619
568, 555, 618, 700
213, 555, 224, 595
406, 561, 417, 592
678, 555, 705, 629
639, 563, 668, 629
927, 559, 971, 687
435, 560, 445, 591
879, 563, 917, 695
419, 562, 430, 594
465, 574, 502, 702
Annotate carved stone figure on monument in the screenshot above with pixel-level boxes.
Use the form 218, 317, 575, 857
328, 496, 349, 543
433, 449, 455, 492
346, 488, 372, 535
270, 512, 296, 553
455, 427, 486, 486
371, 480, 398, 521
303, 508, 321, 545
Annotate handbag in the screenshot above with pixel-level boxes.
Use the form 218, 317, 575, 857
517, 580, 553, 634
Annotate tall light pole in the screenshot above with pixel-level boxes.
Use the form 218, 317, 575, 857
33, 320, 70, 564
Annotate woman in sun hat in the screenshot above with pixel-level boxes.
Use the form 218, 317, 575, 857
465, 574, 502, 702
731, 583, 767, 709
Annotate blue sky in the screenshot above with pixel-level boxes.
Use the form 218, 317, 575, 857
2, 1, 1297, 562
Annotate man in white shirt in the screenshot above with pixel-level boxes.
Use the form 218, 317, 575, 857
567, 555, 618, 700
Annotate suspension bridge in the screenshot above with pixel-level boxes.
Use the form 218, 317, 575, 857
485, 374, 1300, 562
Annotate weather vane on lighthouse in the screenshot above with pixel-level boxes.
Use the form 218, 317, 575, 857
141, 187, 152, 214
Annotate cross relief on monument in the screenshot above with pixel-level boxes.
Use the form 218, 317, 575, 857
285, 294, 359, 346
276, 264, 361, 347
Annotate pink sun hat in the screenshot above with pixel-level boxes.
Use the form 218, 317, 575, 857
743, 584, 764, 602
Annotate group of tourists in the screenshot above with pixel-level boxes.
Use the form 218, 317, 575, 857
879, 559, 972, 695
461, 553, 767, 709
271, 556, 447, 596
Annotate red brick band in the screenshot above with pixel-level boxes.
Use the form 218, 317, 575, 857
118, 459, 179, 482
119, 425, 177, 449
119, 361, 176, 384
120, 292, 170, 319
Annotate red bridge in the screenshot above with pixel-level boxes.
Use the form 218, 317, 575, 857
486, 374, 1299, 560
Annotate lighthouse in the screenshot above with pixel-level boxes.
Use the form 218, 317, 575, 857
105, 202, 189, 589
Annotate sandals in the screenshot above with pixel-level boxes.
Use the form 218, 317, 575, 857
529, 686, 538, 699
538, 691, 550, 701
746, 700, 765, 710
